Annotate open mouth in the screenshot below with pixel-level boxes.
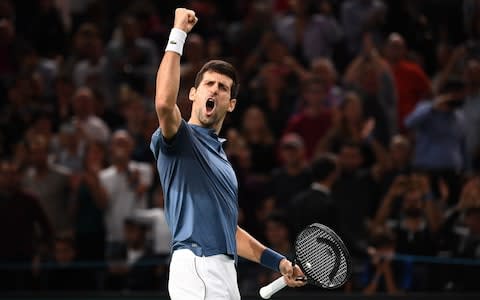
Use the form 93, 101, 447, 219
206, 98, 215, 113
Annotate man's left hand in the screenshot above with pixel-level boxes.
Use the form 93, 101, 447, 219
279, 258, 307, 287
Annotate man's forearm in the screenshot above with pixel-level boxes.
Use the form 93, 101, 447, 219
155, 51, 182, 113
236, 226, 287, 273
236, 226, 266, 263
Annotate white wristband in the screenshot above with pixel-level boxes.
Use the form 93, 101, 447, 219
165, 28, 187, 56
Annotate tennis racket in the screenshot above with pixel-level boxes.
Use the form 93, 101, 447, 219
259, 223, 351, 299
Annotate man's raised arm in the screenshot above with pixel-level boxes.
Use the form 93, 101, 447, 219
155, 8, 197, 139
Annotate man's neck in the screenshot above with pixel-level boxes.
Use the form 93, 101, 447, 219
188, 118, 223, 135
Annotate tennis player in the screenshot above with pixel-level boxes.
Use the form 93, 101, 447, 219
150, 8, 305, 300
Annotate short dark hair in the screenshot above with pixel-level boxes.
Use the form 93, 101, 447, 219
194, 60, 239, 98
310, 154, 338, 182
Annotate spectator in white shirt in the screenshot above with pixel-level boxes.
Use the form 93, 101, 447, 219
99, 130, 153, 259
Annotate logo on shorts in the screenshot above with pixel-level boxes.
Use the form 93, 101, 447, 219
170, 40, 177, 44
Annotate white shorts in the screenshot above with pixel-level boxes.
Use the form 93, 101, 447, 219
168, 249, 241, 300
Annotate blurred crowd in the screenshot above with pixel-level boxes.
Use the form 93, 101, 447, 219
1, 0, 480, 295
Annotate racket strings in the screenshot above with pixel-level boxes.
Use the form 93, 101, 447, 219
296, 227, 349, 288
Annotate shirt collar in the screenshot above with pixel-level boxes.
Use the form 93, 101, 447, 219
190, 124, 226, 144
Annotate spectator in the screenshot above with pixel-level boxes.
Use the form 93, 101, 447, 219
374, 174, 444, 290
21, 134, 72, 234
72, 33, 109, 104
70, 141, 108, 262
225, 130, 269, 238
105, 14, 158, 98
275, 0, 342, 64
404, 79, 467, 206
374, 174, 445, 231
340, 0, 386, 58
383, 0, 437, 75
60, 22, 101, 78
285, 56, 343, 109
100, 130, 153, 260
363, 226, 399, 294
118, 88, 151, 162
267, 133, 312, 211
106, 217, 158, 291
447, 207, 480, 291
383, 32, 433, 132
332, 141, 380, 258
284, 77, 333, 159
68, 86, 111, 145
378, 134, 413, 195
92, 87, 125, 132
24, 112, 57, 152
226, 1, 274, 62
0, 157, 52, 291
52, 123, 84, 172
1, 71, 52, 150
318, 90, 389, 169
290, 154, 339, 235
240, 105, 277, 177
248, 61, 296, 138
344, 33, 397, 143
437, 183, 480, 292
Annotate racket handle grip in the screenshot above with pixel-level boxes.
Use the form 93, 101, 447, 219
259, 276, 287, 299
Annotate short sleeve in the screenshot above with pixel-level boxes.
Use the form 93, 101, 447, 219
150, 120, 189, 160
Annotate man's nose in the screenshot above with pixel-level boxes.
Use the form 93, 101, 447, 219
209, 83, 219, 95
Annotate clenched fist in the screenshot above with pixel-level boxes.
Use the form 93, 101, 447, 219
174, 8, 198, 33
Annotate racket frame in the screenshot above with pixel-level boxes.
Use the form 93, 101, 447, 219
293, 223, 352, 289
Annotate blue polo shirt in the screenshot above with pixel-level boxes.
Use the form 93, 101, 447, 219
150, 120, 238, 260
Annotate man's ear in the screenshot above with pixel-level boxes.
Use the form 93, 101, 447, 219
189, 87, 196, 101
227, 99, 237, 112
